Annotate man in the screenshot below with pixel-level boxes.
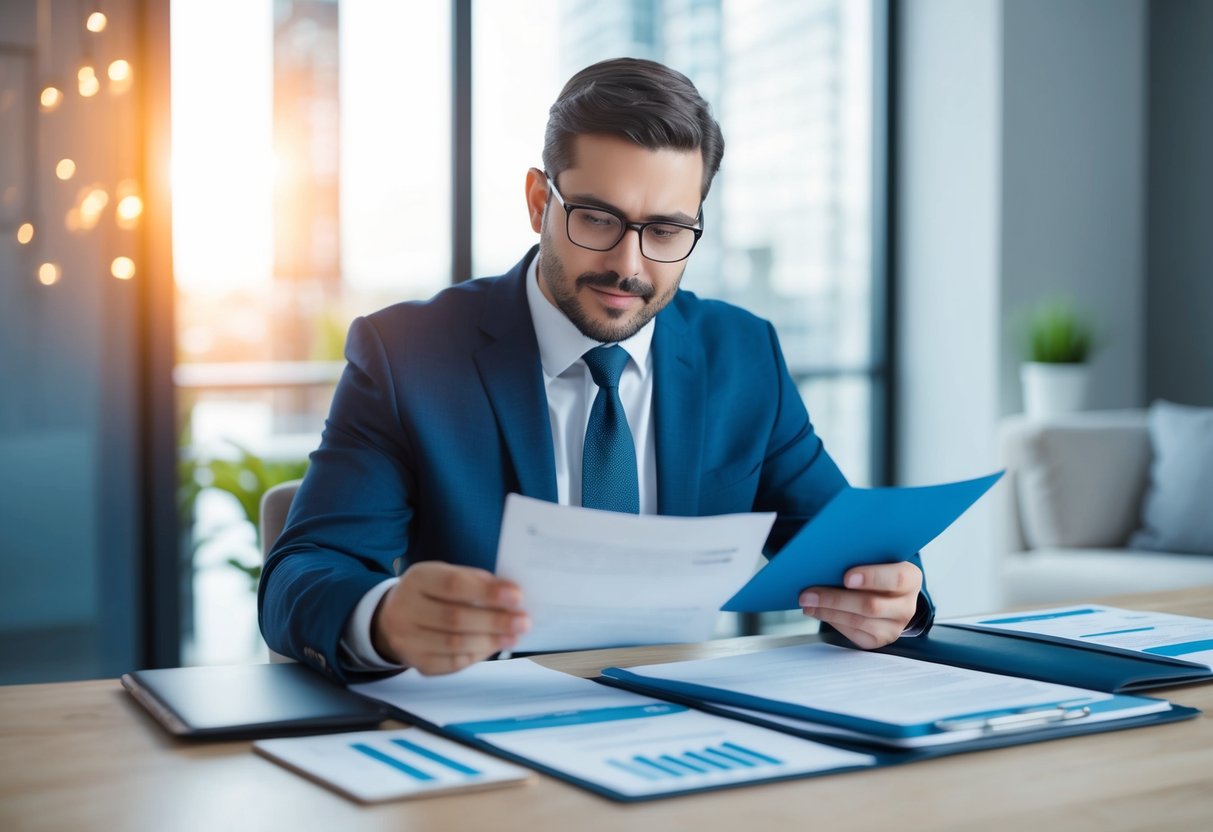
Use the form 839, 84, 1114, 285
259, 58, 932, 683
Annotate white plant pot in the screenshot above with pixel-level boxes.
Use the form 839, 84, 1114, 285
1020, 362, 1090, 419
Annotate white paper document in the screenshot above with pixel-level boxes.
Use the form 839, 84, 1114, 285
351, 659, 875, 799
945, 605, 1213, 669
254, 728, 529, 803
494, 494, 774, 652
603, 643, 1170, 747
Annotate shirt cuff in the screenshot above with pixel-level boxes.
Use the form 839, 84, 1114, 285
900, 591, 935, 638
338, 577, 404, 671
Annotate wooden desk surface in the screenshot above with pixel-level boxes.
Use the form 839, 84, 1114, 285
3, 588, 1213, 832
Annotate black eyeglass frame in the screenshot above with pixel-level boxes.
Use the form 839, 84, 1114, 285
544, 173, 705, 263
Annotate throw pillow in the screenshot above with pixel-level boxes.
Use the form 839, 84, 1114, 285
1129, 400, 1213, 555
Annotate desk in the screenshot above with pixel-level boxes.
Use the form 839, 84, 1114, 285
3, 588, 1212, 832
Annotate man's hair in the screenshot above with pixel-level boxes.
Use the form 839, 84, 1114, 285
542, 58, 725, 200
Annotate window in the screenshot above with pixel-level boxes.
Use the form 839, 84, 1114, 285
170, 0, 890, 661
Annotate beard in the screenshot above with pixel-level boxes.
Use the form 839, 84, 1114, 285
537, 221, 683, 343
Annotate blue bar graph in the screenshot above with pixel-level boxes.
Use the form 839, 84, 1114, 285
608, 742, 785, 782
390, 738, 480, 776
351, 743, 435, 781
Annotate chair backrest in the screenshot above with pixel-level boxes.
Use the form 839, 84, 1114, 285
259, 479, 303, 663
260, 479, 303, 562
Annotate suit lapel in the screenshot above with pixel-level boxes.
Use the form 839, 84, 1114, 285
652, 299, 705, 516
473, 250, 558, 503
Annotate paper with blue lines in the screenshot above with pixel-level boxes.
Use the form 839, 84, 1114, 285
352, 659, 876, 798
946, 604, 1213, 670
254, 728, 528, 803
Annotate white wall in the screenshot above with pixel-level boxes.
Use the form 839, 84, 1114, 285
1000, 0, 1147, 414
896, 0, 1148, 615
896, 0, 1004, 614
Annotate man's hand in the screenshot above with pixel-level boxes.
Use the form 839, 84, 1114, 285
798, 562, 922, 650
371, 562, 531, 676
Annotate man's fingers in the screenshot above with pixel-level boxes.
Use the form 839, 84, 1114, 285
410, 593, 530, 638
798, 587, 906, 621
808, 608, 903, 650
412, 562, 523, 609
842, 562, 921, 594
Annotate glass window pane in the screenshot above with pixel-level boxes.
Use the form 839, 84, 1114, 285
472, 0, 877, 485
171, 0, 451, 665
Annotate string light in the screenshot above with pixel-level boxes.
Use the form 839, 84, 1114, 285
108, 60, 130, 82
38, 263, 61, 286
17, 223, 35, 245
116, 194, 143, 229
40, 85, 64, 110
86, 12, 108, 33
78, 65, 100, 97
111, 256, 136, 280
79, 187, 109, 229
55, 158, 77, 180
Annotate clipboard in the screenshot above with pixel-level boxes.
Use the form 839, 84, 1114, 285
598, 643, 1199, 758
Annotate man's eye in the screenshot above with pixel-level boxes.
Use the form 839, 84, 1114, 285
649, 225, 683, 239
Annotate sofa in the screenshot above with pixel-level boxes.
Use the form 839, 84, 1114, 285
996, 406, 1213, 607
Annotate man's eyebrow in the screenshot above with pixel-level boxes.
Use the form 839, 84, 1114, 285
566, 191, 700, 226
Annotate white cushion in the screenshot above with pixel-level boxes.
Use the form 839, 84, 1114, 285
1009, 412, 1150, 548
1000, 547, 1213, 607
1129, 400, 1213, 555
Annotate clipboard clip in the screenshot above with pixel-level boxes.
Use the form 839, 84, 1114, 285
934, 704, 1093, 734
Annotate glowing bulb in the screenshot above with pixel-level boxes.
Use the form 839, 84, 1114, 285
108, 60, 130, 82
115, 194, 143, 229
39, 263, 61, 286
55, 158, 77, 180
41, 85, 64, 110
87, 12, 107, 32
17, 223, 35, 244
80, 187, 109, 228
111, 256, 136, 280
78, 66, 100, 97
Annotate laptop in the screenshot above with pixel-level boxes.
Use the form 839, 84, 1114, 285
122, 662, 387, 739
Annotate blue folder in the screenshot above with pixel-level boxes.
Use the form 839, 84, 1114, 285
722, 471, 1004, 612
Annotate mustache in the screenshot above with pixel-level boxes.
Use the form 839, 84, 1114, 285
574, 271, 656, 300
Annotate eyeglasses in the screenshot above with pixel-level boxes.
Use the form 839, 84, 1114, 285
545, 175, 704, 263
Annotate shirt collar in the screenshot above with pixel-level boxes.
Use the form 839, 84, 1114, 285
524, 253, 655, 380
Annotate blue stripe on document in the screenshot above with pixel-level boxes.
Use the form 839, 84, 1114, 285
390, 738, 480, 776
979, 608, 1097, 625
449, 702, 687, 735
1079, 627, 1155, 638
351, 742, 435, 781
1144, 639, 1213, 657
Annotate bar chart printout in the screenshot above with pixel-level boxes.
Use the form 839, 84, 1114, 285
471, 702, 874, 798
254, 728, 529, 802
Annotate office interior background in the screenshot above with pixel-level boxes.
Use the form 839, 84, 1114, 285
0, 0, 1209, 686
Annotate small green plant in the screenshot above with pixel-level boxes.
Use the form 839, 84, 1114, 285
1024, 301, 1094, 364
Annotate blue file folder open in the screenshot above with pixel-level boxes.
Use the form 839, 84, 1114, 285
723, 471, 1003, 612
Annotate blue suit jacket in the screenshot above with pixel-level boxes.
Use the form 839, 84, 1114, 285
259, 247, 932, 681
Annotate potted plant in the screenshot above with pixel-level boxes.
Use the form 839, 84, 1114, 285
1019, 300, 1096, 418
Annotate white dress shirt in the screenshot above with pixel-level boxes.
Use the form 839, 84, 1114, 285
340, 256, 658, 669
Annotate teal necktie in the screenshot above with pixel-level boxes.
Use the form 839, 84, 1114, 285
581, 346, 640, 513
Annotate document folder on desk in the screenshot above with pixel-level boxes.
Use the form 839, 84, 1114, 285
874, 605, 1213, 693
599, 643, 1198, 758
350, 658, 880, 802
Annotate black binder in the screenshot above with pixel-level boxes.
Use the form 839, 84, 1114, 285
865, 626, 1213, 693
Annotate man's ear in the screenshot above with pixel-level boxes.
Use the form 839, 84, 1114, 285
525, 167, 548, 234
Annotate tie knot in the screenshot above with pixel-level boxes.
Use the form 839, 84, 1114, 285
582, 345, 629, 389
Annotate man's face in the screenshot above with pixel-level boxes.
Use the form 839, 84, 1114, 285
526, 134, 704, 343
